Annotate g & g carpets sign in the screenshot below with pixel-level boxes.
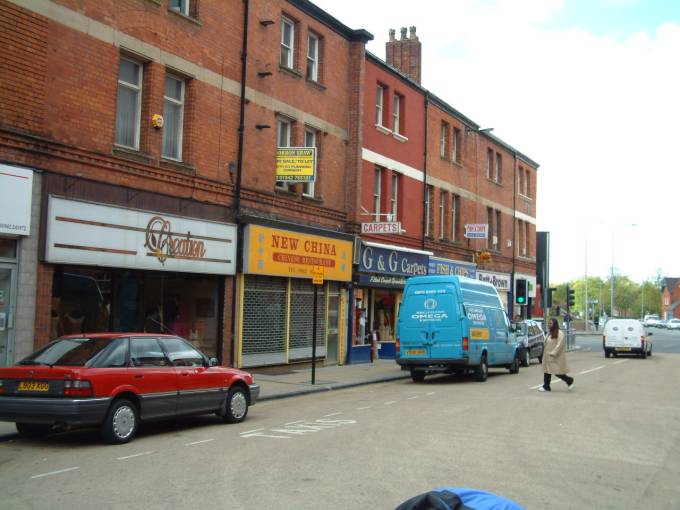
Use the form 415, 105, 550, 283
359, 244, 428, 277
45, 197, 236, 275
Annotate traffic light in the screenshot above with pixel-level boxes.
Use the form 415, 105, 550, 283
515, 278, 527, 305
567, 287, 576, 308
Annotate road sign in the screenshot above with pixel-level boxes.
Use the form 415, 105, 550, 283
312, 265, 324, 285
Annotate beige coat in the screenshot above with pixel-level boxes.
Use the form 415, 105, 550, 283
541, 330, 569, 374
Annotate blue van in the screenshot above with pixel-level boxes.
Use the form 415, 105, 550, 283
396, 275, 520, 382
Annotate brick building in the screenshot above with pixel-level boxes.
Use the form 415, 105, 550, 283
662, 278, 680, 320
0, 0, 371, 368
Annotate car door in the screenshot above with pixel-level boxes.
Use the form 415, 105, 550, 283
129, 337, 178, 419
160, 337, 225, 415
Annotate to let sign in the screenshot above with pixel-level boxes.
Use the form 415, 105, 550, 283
465, 224, 488, 239
361, 222, 401, 234
312, 266, 324, 285
276, 147, 316, 182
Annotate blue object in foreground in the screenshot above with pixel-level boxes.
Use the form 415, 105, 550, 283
395, 487, 524, 510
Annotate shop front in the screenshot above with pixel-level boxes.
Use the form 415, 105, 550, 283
238, 222, 353, 368
350, 242, 430, 362
44, 196, 237, 359
0, 164, 39, 366
476, 269, 512, 312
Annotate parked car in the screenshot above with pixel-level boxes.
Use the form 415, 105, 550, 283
643, 314, 661, 327
512, 319, 545, 367
603, 319, 652, 358
667, 319, 680, 330
397, 275, 520, 383
657, 319, 668, 329
0, 333, 259, 444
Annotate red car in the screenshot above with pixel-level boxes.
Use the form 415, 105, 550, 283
0, 333, 259, 444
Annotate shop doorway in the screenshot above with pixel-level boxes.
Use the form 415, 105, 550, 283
0, 264, 17, 367
325, 283, 341, 365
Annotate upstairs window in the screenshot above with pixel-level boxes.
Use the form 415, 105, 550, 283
393, 94, 401, 134
373, 168, 382, 221
169, 0, 190, 16
307, 33, 319, 82
451, 194, 459, 241
303, 128, 317, 197
275, 117, 292, 190
115, 57, 143, 150
439, 190, 447, 240
525, 170, 531, 197
440, 122, 449, 159
390, 173, 399, 221
486, 149, 494, 180
161, 74, 185, 161
453, 128, 462, 163
425, 185, 434, 237
495, 153, 502, 183
280, 17, 295, 69
375, 85, 385, 126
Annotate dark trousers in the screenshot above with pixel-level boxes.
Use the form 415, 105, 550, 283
543, 372, 573, 390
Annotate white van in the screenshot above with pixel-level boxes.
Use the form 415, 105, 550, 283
603, 319, 653, 358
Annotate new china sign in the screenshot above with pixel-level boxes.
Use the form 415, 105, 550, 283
45, 197, 237, 275
358, 244, 428, 277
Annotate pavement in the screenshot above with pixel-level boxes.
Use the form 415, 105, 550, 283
0, 359, 408, 441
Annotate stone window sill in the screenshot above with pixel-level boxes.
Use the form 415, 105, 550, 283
393, 132, 408, 143
168, 8, 202, 26
279, 65, 303, 79
306, 78, 326, 91
375, 124, 392, 135
160, 157, 196, 175
113, 145, 154, 164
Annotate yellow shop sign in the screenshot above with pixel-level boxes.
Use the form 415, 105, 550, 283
276, 147, 316, 182
244, 225, 352, 281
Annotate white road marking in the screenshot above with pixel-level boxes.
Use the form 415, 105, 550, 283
426, 392, 436, 396
284, 421, 304, 426
407, 396, 419, 400
116, 451, 154, 461
185, 439, 215, 446
613, 360, 629, 365
31, 467, 79, 479
579, 365, 605, 375
323, 412, 342, 417
356, 406, 371, 410
241, 428, 264, 434
384, 401, 396, 405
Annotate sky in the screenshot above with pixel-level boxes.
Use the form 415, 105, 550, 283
312, 0, 680, 284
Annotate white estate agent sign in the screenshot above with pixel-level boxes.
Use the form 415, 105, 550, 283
0, 164, 33, 236
464, 224, 488, 239
45, 196, 237, 275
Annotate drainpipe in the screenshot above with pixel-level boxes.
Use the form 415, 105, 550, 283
422, 92, 429, 250
511, 152, 517, 319
230, 0, 249, 366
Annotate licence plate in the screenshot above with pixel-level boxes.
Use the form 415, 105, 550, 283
18, 381, 50, 392
406, 349, 426, 356
616, 347, 631, 352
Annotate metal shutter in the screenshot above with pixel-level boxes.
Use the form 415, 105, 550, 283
241, 275, 287, 366
289, 279, 326, 360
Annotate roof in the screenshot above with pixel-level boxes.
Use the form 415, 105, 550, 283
663, 277, 680, 292
287, 0, 373, 42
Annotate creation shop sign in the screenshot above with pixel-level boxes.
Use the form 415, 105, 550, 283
359, 245, 429, 277
476, 270, 511, 292
45, 196, 237, 275
428, 257, 476, 278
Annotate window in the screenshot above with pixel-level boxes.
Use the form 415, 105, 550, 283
276, 118, 292, 190
525, 170, 531, 197
307, 33, 319, 81
518, 167, 525, 195
425, 185, 434, 237
487, 149, 494, 180
280, 17, 295, 68
161, 337, 205, 367
440, 122, 449, 158
487, 207, 494, 249
495, 153, 502, 183
393, 94, 401, 134
169, 0, 189, 16
451, 194, 459, 242
376, 85, 384, 126
439, 190, 447, 240
496, 210, 502, 249
130, 337, 168, 367
96, 338, 129, 368
390, 173, 398, 221
115, 57, 142, 149
373, 168, 382, 221
518, 220, 525, 256
453, 128, 462, 163
162, 74, 185, 161
303, 128, 316, 197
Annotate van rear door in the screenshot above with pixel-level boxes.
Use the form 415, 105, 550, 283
399, 282, 463, 360
606, 321, 642, 350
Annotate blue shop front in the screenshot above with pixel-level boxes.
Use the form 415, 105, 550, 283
348, 242, 431, 363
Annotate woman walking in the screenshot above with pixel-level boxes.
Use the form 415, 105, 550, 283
539, 318, 575, 392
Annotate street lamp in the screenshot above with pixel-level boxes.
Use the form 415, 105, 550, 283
610, 223, 637, 317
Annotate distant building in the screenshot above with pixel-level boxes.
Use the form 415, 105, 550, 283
661, 278, 680, 320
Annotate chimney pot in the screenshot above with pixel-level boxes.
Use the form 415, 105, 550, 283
400, 27, 407, 39
388, 28, 395, 41
409, 26, 417, 39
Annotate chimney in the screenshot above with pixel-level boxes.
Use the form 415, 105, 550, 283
386, 26, 422, 84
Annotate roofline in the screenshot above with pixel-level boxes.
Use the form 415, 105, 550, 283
482, 131, 541, 169
366, 51, 425, 93
427, 92, 479, 132
287, 0, 373, 42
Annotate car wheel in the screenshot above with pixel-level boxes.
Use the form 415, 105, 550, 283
523, 349, 531, 367
509, 352, 520, 374
641, 348, 647, 359
222, 386, 249, 423
475, 353, 488, 382
101, 398, 138, 445
537, 353, 543, 364
604, 350, 611, 358
410, 369, 425, 383
16, 423, 52, 439
648, 346, 652, 357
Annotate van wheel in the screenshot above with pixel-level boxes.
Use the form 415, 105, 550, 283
410, 369, 425, 383
648, 347, 652, 357
509, 352, 520, 374
474, 354, 488, 382
640, 349, 647, 359
523, 349, 531, 367
604, 350, 611, 358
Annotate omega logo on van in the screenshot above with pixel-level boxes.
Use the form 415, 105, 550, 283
466, 308, 487, 323
411, 311, 449, 321
424, 298, 437, 310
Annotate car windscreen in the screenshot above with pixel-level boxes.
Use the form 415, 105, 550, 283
18, 337, 115, 367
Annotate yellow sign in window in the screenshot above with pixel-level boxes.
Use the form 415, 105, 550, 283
276, 147, 316, 182
469, 328, 490, 340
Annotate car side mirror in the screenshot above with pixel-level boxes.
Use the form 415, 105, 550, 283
209, 357, 219, 367
647, 332, 653, 337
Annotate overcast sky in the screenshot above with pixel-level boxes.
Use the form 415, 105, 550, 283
312, 0, 680, 284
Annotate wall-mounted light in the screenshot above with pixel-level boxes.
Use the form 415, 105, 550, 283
255, 124, 271, 130
258, 71, 273, 77
260, 20, 274, 26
